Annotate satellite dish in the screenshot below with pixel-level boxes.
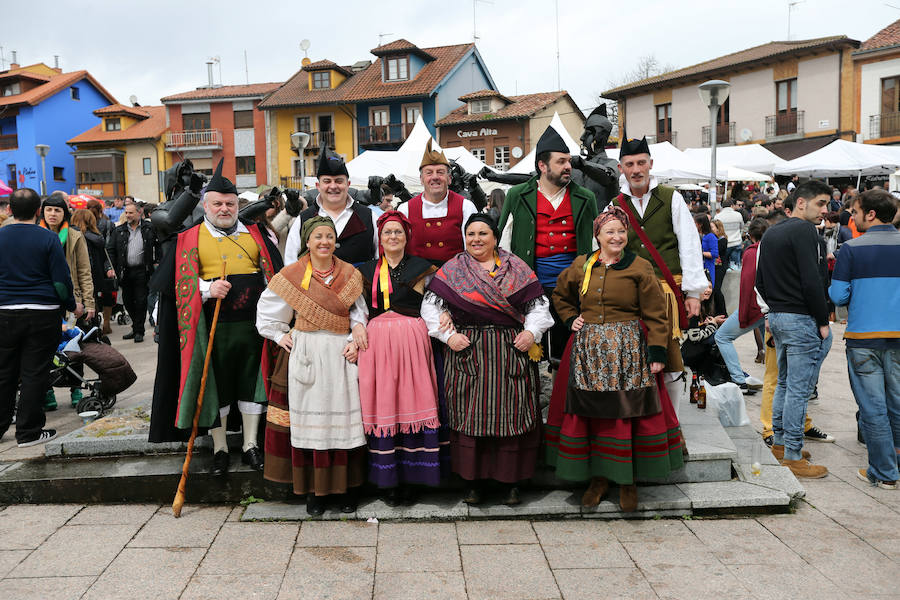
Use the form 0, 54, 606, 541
740, 128, 753, 142
511, 146, 523, 159
300, 39, 311, 51
128, 94, 138, 106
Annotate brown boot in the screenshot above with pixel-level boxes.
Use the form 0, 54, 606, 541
771, 444, 810, 460
102, 306, 113, 334
581, 476, 609, 507
619, 484, 638, 512
782, 458, 828, 478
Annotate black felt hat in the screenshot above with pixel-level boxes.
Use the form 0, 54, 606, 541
316, 143, 349, 178
205, 158, 238, 195
535, 125, 569, 156
619, 131, 651, 158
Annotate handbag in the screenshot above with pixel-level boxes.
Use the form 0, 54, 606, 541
100, 248, 118, 295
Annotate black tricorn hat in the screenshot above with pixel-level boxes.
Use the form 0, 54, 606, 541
619, 128, 651, 158
535, 125, 569, 156
205, 158, 238, 195
316, 143, 349, 178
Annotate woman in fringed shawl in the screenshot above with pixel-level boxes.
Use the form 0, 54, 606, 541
357, 211, 447, 506
422, 214, 553, 506
256, 216, 368, 516
545, 206, 684, 513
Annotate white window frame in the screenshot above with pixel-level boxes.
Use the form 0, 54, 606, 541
494, 145, 510, 171
386, 56, 409, 82
470, 99, 490, 114
470, 148, 486, 162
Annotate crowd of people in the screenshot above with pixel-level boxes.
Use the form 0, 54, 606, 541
1, 129, 898, 511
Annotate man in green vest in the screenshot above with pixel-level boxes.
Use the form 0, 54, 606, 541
498, 125, 598, 363
611, 137, 706, 413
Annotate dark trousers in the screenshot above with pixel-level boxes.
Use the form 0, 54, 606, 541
0, 309, 61, 443
543, 285, 571, 363
121, 268, 149, 335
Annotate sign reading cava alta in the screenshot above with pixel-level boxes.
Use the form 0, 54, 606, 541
457, 127, 499, 138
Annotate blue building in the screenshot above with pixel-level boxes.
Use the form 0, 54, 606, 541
0, 62, 116, 195
343, 40, 497, 151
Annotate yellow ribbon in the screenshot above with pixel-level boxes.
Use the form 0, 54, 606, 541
488, 253, 502, 277
301, 260, 313, 290
378, 257, 391, 309
580, 250, 601, 296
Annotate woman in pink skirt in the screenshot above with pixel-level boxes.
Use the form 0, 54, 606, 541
356, 211, 446, 505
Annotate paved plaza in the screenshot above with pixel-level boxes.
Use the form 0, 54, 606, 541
1, 298, 899, 599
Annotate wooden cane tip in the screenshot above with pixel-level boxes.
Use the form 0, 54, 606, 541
172, 497, 184, 518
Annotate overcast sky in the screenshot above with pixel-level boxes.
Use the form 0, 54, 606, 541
4, 0, 896, 113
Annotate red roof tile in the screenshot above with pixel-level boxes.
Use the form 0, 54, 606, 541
68, 105, 167, 145
458, 89, 512, 103
370, 39, 434, 61
0, 69, 117, 108
93, 103, 151, 119
257, 65, 361, 109
303, 59, 353, 78
160, 82, 282, 103
343, 43, 474, 103
859, 19, 900, 52
435, 91, 575, 126
602, 35, 859, 98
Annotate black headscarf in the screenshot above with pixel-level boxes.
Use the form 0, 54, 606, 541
465, 213, 500, 241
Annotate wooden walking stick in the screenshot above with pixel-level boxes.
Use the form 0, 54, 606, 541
173, 262, 227, 517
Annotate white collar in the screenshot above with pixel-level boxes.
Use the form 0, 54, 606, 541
421, 191, 449, 206
203, 218, 249, 238
619, 174, 660, 200
316, 195, 354, 213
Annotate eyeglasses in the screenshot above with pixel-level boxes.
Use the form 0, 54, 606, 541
382, 230, 405, 237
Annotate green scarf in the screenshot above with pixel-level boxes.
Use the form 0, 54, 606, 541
57, 222, 69, 246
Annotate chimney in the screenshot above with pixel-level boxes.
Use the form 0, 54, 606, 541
10, 50, 18, 70
206, 60, 214, 88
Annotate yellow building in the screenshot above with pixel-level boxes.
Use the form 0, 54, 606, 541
258, 59, 361, 188
68, 104, 168, 203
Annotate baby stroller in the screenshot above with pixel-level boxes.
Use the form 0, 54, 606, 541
48, 321, 137, 414
110, 302, 131, 326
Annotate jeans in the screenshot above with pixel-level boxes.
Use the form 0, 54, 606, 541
714, 311, 764, 385
769, 312, 833, 461
0, 309, 61, 443
726, 245, 743, 269
847, 347, 900, 482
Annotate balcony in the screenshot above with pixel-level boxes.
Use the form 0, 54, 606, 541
765, 110, 804, 141
300, 130, 335, 153
279, 176, 304, 189
165, 129, 223, 151
702, 122, 735, 147
869, 112, 900, 139
0, 134, 17, 151
358, 123, 415, 148
651, 131, 677, 146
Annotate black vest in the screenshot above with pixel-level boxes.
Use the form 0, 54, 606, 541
299, 201, 375, 265
358, 255, 435, 319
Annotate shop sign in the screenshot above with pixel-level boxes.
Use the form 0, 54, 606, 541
457, 127, 498, 139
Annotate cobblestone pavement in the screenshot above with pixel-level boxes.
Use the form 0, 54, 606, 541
1, 294, 899, 598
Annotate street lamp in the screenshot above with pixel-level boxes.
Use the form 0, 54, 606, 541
698, 80, 730, 215
35, 144, 50, 195
290, 132, 311, 191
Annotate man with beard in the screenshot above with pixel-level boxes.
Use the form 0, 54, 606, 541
398, 140, 477, 267
284, 147, 378, 267
498, 125, 598, 362
148, 159, 282, 476
611, 137, 706, 413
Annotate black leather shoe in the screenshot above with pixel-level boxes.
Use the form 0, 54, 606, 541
503, 486, 521, 506
338, 491, 358, 513
210, 450, 230, 477
134, 334, 144, 343
123, 332, 136, 340
306, 494, 325, 516
463, 487, 482, 505
382, 487, 402, 507
241, 447, 264, 471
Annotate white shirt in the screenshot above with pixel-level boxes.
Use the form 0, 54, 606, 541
197, 219, 252, 302
283, 195, 379, 266
256, 285, 367, 343
420, 292, 554, 344
615, 174, 707, 298
716, 206, 745, 248
398, 192, 478, 248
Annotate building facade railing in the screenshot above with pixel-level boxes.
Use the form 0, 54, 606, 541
870, 112, 900, 139
164, 129, 223, 149
701, 122, 735, 147
358, 123, 415, 147
0, 134, 17, 151
765, 110, 804, 139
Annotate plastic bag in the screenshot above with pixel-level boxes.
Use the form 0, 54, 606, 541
704, 381, 750, 427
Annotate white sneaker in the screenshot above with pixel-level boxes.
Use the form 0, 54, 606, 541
17, 429, 57, 448
745, 375, 763, 388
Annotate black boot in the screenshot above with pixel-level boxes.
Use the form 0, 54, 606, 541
210, 450, 230, 477
338, 489, 358, 513
382, 487, 402, 507
306, 493, 325, 516
463, 484, 482, 505
502, 485, 521, 506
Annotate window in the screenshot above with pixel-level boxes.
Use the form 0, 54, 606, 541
183, 112, 210, 130
1, 83, 20, 96
70, 86, 80, 100
105, 118, 121, 131
716, 97, 730, 125
494, 145, 510, 170
656, 103, 672, 140
371, 108, 389, 127
53, 167, 64, 181
470, 99, 491, 114
471, 148, 486, 162
233, 110, 254, 129
296, 116, 311, 133
776, 78, 797, 113
403, 104, 421, 124
312, 71, 330, 89
386, 57, 409, 81
236, 156, 256, 175
142, 157, 152, 175
881, 76, 900, 114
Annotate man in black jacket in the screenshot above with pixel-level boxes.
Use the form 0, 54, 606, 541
107, 202, 159, 342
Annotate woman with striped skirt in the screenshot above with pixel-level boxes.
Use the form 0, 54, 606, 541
422, 214, 553, 506
545, 207, 684, 512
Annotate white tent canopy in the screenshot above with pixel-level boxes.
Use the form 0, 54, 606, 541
773, 139, 900, 177
605, 142, 729, 181
683, 145, 786, 174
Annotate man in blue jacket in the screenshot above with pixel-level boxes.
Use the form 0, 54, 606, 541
829, 188, 900, 489
0, 188, 79, 447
